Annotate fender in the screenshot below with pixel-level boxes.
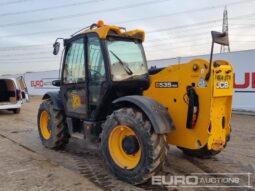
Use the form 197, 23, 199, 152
113, 95, 175, 134
42, 91, 64, 111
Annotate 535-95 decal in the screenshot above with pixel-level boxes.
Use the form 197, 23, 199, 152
155, 82, 178, 88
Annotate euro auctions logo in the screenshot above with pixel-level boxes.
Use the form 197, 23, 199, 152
152, 173, 252, 188
152, 175, 198, 186
31, 80, 44, 88
30, 78, 56, 89
234, 72, 255, 89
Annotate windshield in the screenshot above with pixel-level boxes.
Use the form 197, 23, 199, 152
106, 38, 148, 81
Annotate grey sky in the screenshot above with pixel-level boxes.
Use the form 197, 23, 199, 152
0, 0, 254, 75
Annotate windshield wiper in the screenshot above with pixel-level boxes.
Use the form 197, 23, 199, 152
110, 51, 133, 75
126, 74, 148, 80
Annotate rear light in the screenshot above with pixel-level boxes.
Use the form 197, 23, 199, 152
16, 90, 21, 100
192, 106, 198, 128
186, 86, 199, 129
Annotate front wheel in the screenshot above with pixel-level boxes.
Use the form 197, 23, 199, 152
101, 108, 168, 185
37, 99, 69, 149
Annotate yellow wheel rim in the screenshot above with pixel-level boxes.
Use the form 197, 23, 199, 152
108, 125, 141, 170
40, 111, 51, 140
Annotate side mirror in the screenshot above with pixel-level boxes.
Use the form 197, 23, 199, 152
211, 31, 229, 46
53, 41, 60, 55
52, 79, 61, 87
205, 31, 230, 81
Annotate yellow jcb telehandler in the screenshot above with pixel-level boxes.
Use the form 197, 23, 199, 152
37, 21, 233, 184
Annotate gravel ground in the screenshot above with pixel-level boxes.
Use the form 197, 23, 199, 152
0, 96, 254, 191
0, 135, 102, 191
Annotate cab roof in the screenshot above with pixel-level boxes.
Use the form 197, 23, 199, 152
77, 21, 145, 42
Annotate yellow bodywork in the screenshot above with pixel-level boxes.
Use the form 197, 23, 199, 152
80, 24, 145, 42
77, 22, 233, 152
144, 59, 233, 151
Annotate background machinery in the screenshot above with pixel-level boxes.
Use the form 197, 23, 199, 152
37, 21, 233, 184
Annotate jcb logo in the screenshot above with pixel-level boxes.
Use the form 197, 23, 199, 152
216, 82, 229, 89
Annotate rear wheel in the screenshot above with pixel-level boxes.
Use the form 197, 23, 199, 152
12, 108, 20, 114
37, 99, 69, 149
101, 107, 168, 185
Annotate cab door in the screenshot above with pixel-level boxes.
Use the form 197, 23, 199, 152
87, 34, 107, 120
17, 76, 29, 103
60, 36, 88, 119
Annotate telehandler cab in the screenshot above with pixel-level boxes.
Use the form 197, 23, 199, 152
37, 21, 233, 184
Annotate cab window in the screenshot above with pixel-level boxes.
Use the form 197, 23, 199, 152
63, 38, 85, 84
87, 36, 106, 81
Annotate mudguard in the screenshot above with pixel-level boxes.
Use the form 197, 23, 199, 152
42, 91, 64, 110
113, 95, 175, 134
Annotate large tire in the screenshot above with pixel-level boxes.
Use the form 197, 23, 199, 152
101, 107, 168, 185
37, 99, 69, 149
12, 108, 21, 114
178, 145, 221, 159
